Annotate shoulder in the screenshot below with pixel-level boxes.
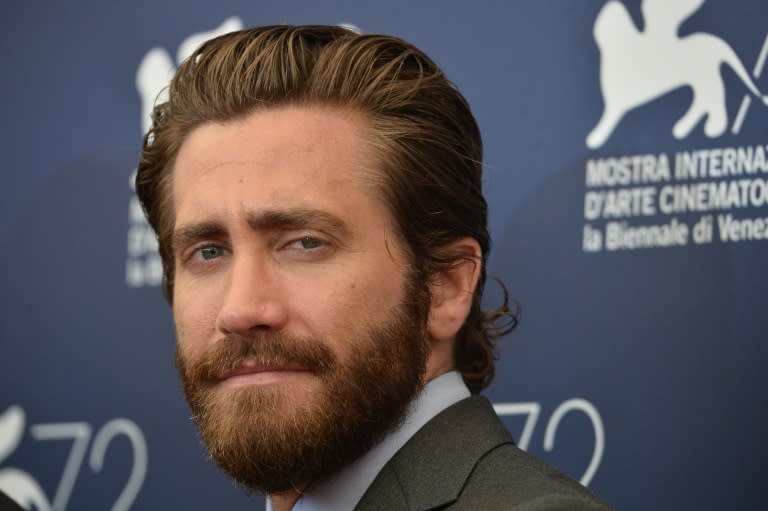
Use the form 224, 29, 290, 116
357, 395, 613, 511
450, 441, 614, 510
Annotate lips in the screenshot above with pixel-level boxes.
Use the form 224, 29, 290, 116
219, 360, 309, 384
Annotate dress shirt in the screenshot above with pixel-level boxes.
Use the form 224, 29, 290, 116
265, 371, 471, 511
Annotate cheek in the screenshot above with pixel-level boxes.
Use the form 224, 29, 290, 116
304, 265, 406, 340
173, 285, 220, 356
358, 258, 408, 312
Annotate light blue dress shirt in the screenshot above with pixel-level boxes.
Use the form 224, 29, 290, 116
265, 371, 470, 511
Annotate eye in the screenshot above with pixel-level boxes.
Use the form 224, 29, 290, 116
198, 246, 227, 260
297, 236, 323, 249
281, 235, 333, 258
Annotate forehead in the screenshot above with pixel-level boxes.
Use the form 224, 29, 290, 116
172, 105, 385, 226
177, 105, 368, 183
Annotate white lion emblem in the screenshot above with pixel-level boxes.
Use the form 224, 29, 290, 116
136, 17, 244, 135
0, 406, 52, 511
586, 0, 768, 149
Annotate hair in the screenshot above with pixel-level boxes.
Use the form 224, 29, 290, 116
136, 24, 516, 393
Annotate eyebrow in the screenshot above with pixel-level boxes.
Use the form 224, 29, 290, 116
171, 208, 351, 254
171, 223, 227, 255
246, 208, 351, 235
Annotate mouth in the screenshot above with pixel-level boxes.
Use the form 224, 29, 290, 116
219, 360, 310, 388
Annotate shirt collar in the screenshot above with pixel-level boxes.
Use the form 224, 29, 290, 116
266, 371, 470, 511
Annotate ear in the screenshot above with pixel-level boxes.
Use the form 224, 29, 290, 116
427, 237, 482, 344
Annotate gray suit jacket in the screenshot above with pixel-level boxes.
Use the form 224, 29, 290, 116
355, 396, 613, 510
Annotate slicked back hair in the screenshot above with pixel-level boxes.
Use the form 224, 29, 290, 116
136, 25, 516, 394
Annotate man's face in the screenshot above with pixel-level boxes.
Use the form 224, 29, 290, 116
171, 105, 429, 493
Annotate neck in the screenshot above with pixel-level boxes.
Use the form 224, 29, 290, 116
270, 489, 302, 511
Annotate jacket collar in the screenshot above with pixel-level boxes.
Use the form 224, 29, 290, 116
355, 396, 514, 511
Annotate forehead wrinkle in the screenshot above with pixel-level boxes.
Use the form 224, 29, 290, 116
187, 158, 268, 180
181, 110, 344, 178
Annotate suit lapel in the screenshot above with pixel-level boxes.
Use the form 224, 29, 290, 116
355, 396, 514, 511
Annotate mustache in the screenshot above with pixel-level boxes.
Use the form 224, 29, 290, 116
177, 333, 337, 383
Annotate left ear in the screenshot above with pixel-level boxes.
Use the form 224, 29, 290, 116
427, 237, 482, 343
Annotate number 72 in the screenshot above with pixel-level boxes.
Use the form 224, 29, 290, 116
493, 398, 605, 487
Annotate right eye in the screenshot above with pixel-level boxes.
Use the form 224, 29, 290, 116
198, 246, 227, 261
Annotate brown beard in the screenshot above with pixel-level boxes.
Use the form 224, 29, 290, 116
175, 298, 428, 494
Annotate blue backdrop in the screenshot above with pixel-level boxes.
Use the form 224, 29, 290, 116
2, 1, 767, 509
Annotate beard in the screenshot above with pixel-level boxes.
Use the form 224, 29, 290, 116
175, 292, 429, 495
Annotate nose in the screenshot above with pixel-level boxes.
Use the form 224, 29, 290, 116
215, 251, 288, 336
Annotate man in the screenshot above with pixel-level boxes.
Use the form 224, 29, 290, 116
136, 25, 612, 510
